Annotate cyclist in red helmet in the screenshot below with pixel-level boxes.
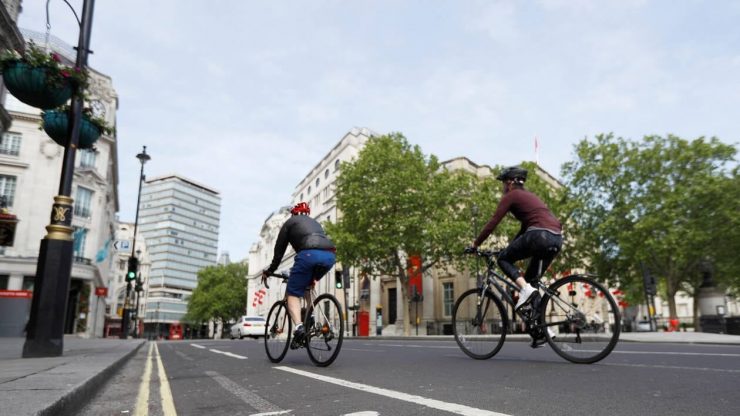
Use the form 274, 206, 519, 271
262, 202, 336, 348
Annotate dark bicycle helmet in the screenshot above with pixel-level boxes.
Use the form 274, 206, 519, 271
290, 201, 311, 215
496, 166, 528, 182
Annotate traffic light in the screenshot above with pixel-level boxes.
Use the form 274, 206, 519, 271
335, 270, 343, 289
126, 257, 139, 282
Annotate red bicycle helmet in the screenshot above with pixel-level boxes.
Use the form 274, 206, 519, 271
290, 202, 310, 215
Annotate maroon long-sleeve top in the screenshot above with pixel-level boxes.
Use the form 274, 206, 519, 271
474, 188, 562, 246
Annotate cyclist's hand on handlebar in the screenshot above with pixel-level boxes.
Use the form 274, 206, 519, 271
464, 246, 477, 254
261, 270, 270, 288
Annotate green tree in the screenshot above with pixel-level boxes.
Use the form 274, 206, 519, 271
185, 262, 249, 335
562, 134, 738, 321
326, 133, 477, 335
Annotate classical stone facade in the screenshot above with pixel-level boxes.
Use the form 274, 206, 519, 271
0, 0, 24, 134
247, 128, 376, 328
0, 29, 119, 337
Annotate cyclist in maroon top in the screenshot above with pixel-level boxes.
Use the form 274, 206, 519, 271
470, 166, 563, 314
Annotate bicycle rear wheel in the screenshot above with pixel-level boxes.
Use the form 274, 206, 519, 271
540, 275, 621, 364
452, 288, 508, 360
264, 300, 291, 363
305, 294, 344, 367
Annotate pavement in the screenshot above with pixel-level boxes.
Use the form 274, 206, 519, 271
0, 331, 738, 416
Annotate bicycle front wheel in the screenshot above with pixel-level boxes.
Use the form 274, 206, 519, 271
541, 275, 621, 364
452, 288, 508, 360
305, 294, 344, 367
265, 300, 291, 363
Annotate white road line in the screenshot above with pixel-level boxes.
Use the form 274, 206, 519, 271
372, 343, 740, 357
204, 370, 286, 414
190, 343, 206, 349
209, 348, 248, 360
603, 362, 740, 373
174, 350, 194, 361
372, 343, 458, 349
155, 342, 178, 416
275, 366, 510, 416
610, 350, 740, 357
134, 343, 154, 416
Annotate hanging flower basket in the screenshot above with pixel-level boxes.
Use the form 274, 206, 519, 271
42, 110, 101, 149
0, 41, 87, 109
2, 61, 73, 109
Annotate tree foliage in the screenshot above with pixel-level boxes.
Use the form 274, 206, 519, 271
561, 134, 739, 318
185, 262, 249, 328
326, 133, 477, 334
324, 133, 576, 334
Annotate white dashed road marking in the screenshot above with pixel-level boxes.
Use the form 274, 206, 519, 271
275, 366, 511, 416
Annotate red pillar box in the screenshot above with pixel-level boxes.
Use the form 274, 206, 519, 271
358, 311, 370, 336
669, 318, 680, 332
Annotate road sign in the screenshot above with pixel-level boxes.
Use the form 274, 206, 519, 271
113, 240, 131, 251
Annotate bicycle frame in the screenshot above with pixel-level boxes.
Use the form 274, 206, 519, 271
268, 273, 320, 325
473, 251, 577, 333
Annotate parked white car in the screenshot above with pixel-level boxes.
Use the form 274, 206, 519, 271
230, 316, 266, 339
635, 320, 652, 332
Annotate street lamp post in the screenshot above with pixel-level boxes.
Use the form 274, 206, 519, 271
133, 249, 143, 338
23, 0, 96, 358
120, 146, 150, 338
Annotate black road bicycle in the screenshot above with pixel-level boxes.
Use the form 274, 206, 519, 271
453, 249, 620, 364
263, 272, 344, 367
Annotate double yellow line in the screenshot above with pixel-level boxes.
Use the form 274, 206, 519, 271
135, 342, 177, 416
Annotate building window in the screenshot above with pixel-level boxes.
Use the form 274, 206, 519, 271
22, 276, 35, 291
325, 168, 329, 179
0, 274, 8, 290
300, 193, 303, 201
73, 227, 88, 258
307, 186, 311, 195
79, 149, 96, 168
315, 177, 320, 187
0, 175, 17, 207
0, 132, 21, 156
74, 186, 93, 217
443, 282, 454, 317
334, 159, 340, 172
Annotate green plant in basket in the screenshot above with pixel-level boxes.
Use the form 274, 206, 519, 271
0, 41, 89, 108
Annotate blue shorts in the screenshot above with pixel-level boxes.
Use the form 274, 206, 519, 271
287, 249, 336, 297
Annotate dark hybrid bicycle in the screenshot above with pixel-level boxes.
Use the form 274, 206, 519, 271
263, 272, 344, 367
453, 248, 620, 364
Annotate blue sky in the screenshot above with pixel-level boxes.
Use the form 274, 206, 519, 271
17, 0, 740, 261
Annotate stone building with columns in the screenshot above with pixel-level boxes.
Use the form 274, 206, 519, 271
0, 29, 119, 337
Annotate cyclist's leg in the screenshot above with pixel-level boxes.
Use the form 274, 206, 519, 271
498, 233, 535, 289
310, 250, 336, 281
287, 251, 316, 327
522, 231, 563, 284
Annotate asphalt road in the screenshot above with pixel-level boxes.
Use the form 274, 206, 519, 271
79, 337, 740, 416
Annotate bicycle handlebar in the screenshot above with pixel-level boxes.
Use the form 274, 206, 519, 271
262, 271, 289, 289
463, 247, 501, 258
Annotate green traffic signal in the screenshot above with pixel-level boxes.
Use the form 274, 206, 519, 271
334, 270, 342, 289
126, 256, 139, 282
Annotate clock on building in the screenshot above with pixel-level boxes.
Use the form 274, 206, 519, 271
90, 99, 106, 118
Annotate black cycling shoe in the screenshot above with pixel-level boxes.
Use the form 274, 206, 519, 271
530, 336, 547, 349
290, 325, 306, 350
530, 327, 555, 349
